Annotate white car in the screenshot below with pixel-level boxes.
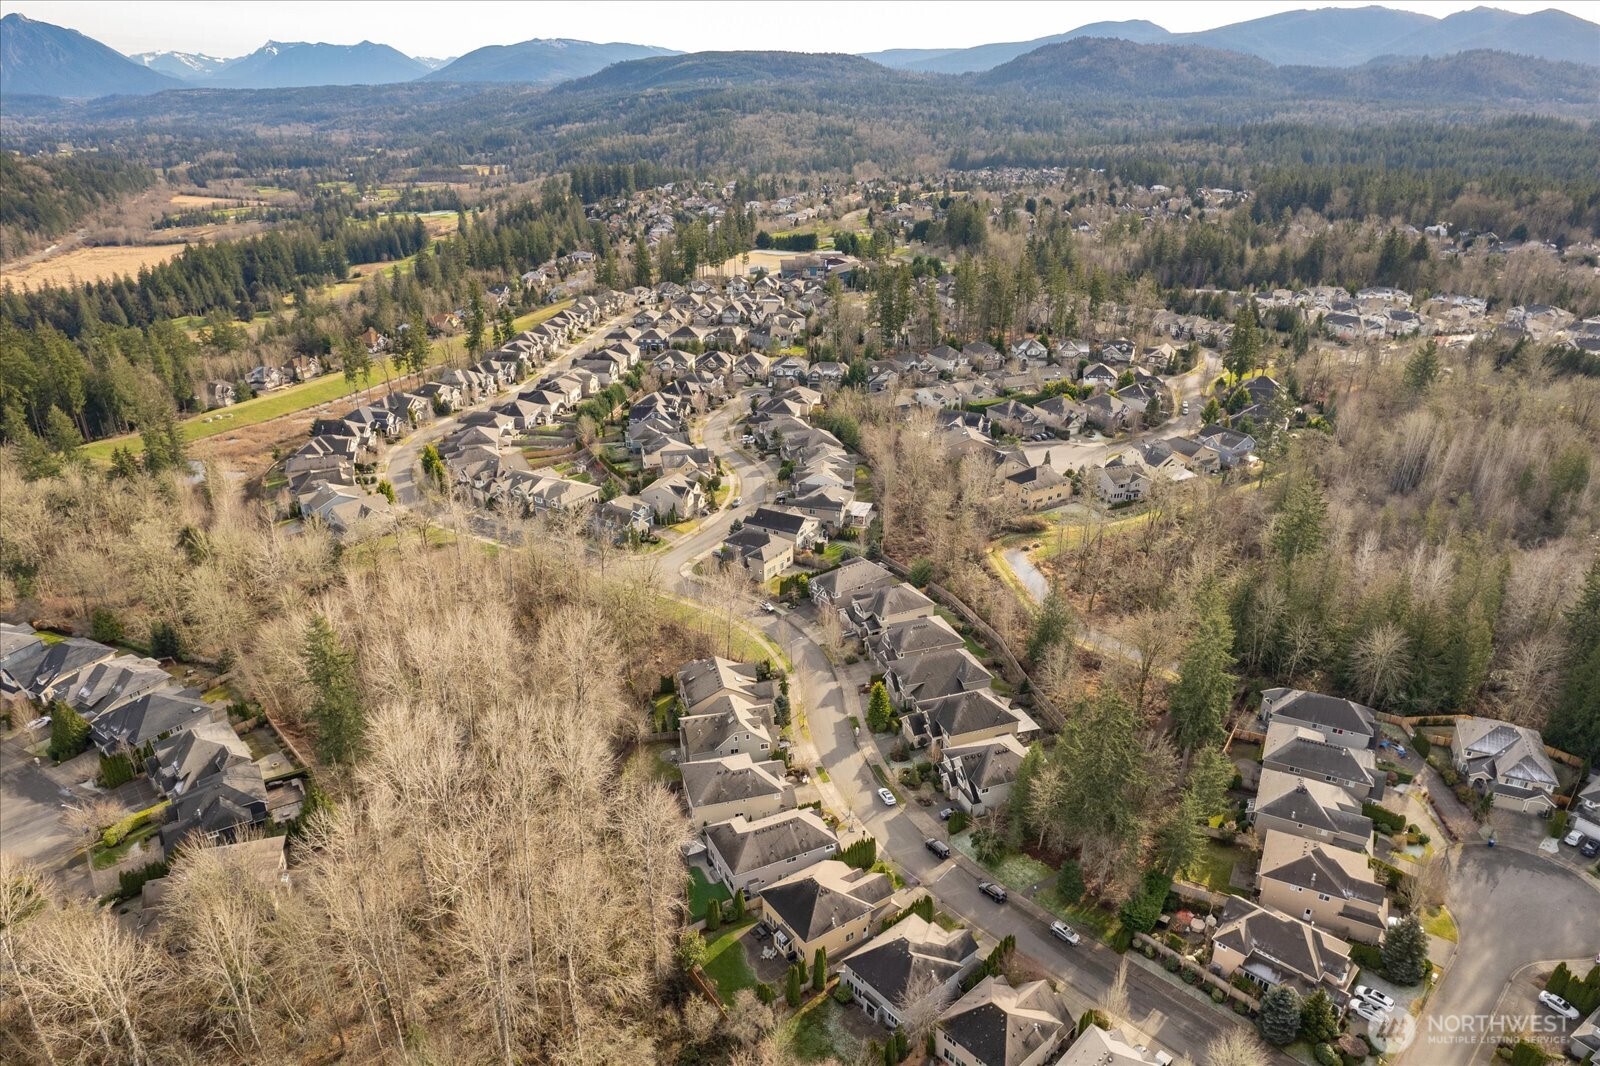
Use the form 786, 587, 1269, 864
760, 601, 777, 613
1349, 998, 1389, 1024
1353, 986, 1396, 1012
1049, 921, 1081, 945
877, 787, 897, 807
1564, 829, 1585, 847
1540, 990, 1581, 1020
729, 496, 742, 507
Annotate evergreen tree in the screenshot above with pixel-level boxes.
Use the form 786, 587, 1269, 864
47, 701, 90, 762
867, 682, 893, 733
1201, 397, 1222, 425
1403, 340, 1441, 393
729, 890, 745, 921
303, 614, 366, 765
1299, 989, 1340, 1044
466, 279, 486, 356
1382, 914, 1429, 986
1225, 305, 1261, 380
1548, 556, 1600, 762
812, 946, 827, 991
633, 236, 653, 288
1028, 591, 1075, 664
1272, 475, 1327, 568
785, 962, 803, 1007
1169, 580, 1237, 752
1257, 985, 1302, 1045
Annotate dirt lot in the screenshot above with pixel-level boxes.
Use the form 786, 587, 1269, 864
168, 193, 265, 208
4, 243, 189, 289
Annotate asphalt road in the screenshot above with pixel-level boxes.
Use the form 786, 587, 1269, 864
1405, 845, 1600, 1066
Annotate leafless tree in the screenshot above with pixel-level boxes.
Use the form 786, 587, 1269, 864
896, 964, 954, 1050
1101, 955, 1131, 1028
1204, 1026, 1271, 1066
1349, 622, 1410, 708
0, 856, 58, 1066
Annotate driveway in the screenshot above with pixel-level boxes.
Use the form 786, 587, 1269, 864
1406, 845, 1600, 1065
0, 734, 97, 897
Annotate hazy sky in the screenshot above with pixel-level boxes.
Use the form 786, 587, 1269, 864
7, 0, 1590, 58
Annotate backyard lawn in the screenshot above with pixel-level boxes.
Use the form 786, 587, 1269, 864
701, 920, 758, 1004
780, 996, 863, 1063
1181, 839, 1249, 896
1422, 905, 1459, 943
687, 867, 731, 924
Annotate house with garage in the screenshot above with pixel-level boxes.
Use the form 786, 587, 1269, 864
159, 760, 272, 855
759, 860, 896, 966
743, 506, 823, 551
845, 582, 937, 639
1260, 688, 1378, 750
702, 809, 840, 894
907, 688, 1037, 752
1209, 896, 1356, 1000
721, 527, 794, 583
64, 655, 174, 718
1004, 463, 1072, 511
869, 614, 965, 670
90, 688, 226, 756
1054, 1022, 1173, 1066
1256, 830, 1389, 944
1252, 769, 1373, 853
0, 622, 45, 701
884, 648, 993, 714
938, 733, 1029, 816
936, 976, 1071, 1066
1451, 717, 1560, 813
680, 753, 794, 829
810, 557, 898, 614
145, 720, 252, 798
838, 915, 980, 1029
1095, 464, 1149, 505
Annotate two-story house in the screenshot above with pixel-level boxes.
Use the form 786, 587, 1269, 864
1256, 830, 1389, 944
702, 809, 840, 895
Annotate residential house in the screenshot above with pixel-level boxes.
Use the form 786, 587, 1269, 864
1082, 393, 1128, 433
909, 688, 1035, 751
811, 558, 898, 615
677, 656, 774, 715
204, 381, 236, 409
159, 760, 271, 855
1252, 769, 1374, 853
1004, 464, 1071, 510
722, 527, 794, 583
1263, 722, 1381, 800
1195, 425, 1256, 468
743, 507, 822, 551
1260, 688, 1378, 750
679, 698, 775, 764
1095, 465, 1149, 504
936, 976, 1070, 1066
680, 753, 794, 829
838, 915, 980, 1029
1054, 1024, 1172, 1066
846, 583, 937, 639
939, 733, 1028, 816
0, 622, 45, 701
1209, 896, 1356, 999
884, 648, 992, 713
759, 860, 896, 965
596, 494, 653, 541
702, 809, 840, 894
639, 472, 707, 524
1256, 830, 1389, 944
17, 638, 116, 703
1451, 717, 1560, 813
90, 689, 225, 756
145, 719, 252, 798
869, 614, 964, 669
246, 366, 286, 392
64, 655, 173, 718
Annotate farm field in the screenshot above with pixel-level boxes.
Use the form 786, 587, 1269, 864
168, 193, 265, 208
3, 243, 189, 290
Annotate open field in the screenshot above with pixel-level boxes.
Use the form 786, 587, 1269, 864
712, 249, 790, 276
3, 243, 188, 290
168, 193, 264, 208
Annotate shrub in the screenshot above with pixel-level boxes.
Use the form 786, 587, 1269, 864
1410, 732, 1431, 757
785, 964, 803, 1007
1550, 811, 1570, 839
756, 982, 777, 1005
1119, 870, 1171, 935
1077, 1009, 1109, 1035
97, 752, 136, 789
1315, 1043, 1343, 1066
1363, 803, 1407, 834
1510, 1040, 1550, 1066
1143, 944, 1157, 959
908, 559, 934, 587
101, 802, 169, 848
832, 982, 854, 1005
112, 860, 168, 902
947, 810, 970, 835
148, 620, 184, 660
90, 607, 124, 644
840, 837, 878, 870
1211, 988, 1226, 1004
705, 897, 722, 932
1350, 942, 1384, 971
1165, 956, 1181, 973
1546, 962, 1573, 1000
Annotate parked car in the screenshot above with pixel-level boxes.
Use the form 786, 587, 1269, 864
978, 881, 1007, 903
877, 787, 897, 807
1354, 986, 1397, 1012
1582, 838, 1600, 858
1539, 990, 1581, 1020
938, 807, 955, 821
1180, 400, 1190, 415
741, 435, 755, 444
730, 496, 743, 507
925, 839, 951, 860
1563, 829, 1585, 847
1049, 921, 1081, 945
1349, 998, 1389, 1023
760, 601, 777, 613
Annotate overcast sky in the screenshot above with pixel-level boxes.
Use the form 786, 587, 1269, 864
6, 0, 1588, 58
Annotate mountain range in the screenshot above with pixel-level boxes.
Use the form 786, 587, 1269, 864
1, 6, 1595, 99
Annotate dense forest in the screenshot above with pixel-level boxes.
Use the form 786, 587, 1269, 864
0, 152, 153, 257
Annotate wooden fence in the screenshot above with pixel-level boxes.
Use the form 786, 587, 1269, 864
1133, 933, 1260, 1013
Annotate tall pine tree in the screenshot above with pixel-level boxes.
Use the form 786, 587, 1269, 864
1169, 581, 1237, 752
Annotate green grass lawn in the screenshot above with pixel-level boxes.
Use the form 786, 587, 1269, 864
687, 867, 731, 924
626, 742, 682, 783
655, 595, 785, 666
1181, 840, 1248, 896
1422, 906, 1459, 943
90, 821, 161, 870
700, 919, 758, 1004
780, 996, 862, 1063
